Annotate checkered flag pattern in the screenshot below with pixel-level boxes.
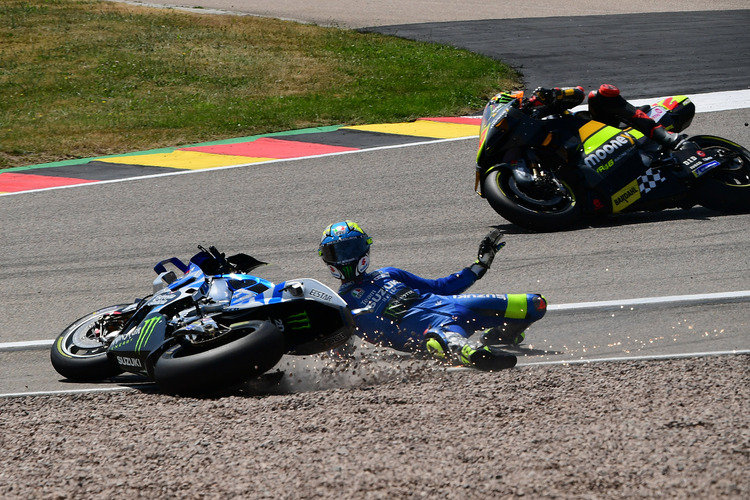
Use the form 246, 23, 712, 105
637, 168, 666, 194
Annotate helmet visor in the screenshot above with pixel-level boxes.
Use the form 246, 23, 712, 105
320, 236, 370, 264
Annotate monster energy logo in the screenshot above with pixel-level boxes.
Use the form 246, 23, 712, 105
341, 265, 355, 279
136, 316, 161, 352
287, 311, 311, 330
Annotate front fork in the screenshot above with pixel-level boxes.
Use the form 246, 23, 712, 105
476, 149, 551, 196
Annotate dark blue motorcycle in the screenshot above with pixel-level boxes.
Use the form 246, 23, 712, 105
51, 246, 354, 394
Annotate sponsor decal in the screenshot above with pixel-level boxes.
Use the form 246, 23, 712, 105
383, 288, 420, 322
287, 311, 312, 331
116, 356, 142, 368
596, 158, 615, 174
681, 155, 702, 167
340, 265, 355, 278
611, 180, 641, 213
357, 255, 369, 274
681, 154, 718, 177
648, 106, 667, 122
136, 316, 162, 353
637, 168, 667, 194
693, 160, 720, 176
309, 288, 333, 302
147, 291, 179, 306
372, 270, 392, 280
363, 279, 400, 307
328, 264, 343, 280
110, 325, 139, 349
659, 96, 689, 110
583, 134, 632, 169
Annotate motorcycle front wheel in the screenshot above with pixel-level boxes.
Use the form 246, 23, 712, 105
153, 320, 285, 395
482, 167, 582, 231
50, 304, 128, 381
692, 135, 750, 212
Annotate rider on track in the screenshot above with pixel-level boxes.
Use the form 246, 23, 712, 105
528, 84, 684, 149
318, 220, 547, 370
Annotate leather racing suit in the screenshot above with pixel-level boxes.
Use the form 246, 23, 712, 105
337, 265, 547, 352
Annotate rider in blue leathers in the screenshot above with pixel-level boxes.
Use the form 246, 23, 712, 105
318, 221, 547, 371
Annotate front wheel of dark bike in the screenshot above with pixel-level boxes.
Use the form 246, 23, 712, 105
482, 167, 582, 231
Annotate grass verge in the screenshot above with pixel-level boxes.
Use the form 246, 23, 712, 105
0, 0, 520, 168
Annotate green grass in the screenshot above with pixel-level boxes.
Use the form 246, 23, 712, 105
0, 0, 520, 168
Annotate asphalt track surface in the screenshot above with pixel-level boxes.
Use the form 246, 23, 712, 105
1, 1, 749, 395
368, 10, 750, 97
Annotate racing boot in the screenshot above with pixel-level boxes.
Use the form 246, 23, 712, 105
467, 344, 518, 371
588, 84, 686, 150
480, 322, 526, 346
425, 329, 517, 371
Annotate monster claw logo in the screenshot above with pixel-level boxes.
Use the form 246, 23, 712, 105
287, 311, 312, 330
136, 316, 162, 353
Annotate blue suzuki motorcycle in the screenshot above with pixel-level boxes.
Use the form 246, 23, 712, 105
51, 246, 354, 394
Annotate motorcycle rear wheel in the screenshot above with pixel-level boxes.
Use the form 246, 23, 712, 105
50, 304, 128, 381
482, 167, 582, 231
692, 135, 750, 212
153, 320, 285, 395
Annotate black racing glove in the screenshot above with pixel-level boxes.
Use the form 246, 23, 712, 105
529, 87, 554, 106
469, 229, 506, 279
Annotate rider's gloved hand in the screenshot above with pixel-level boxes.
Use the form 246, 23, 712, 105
469, 229, 505, 279
528, 87, 554, 107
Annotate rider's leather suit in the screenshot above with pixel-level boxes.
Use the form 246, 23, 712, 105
337, 266, 546, 351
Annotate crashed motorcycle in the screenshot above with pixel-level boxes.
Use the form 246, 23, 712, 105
51, 246, 355, 394
475, 91, 750, 231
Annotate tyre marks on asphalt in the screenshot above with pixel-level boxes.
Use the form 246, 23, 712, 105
0, 117, 481, 195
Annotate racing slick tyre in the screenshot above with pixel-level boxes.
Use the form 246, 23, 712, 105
692, 135, 750, 212
153, 320, 285, 395
50, 304, 128, 381
482, 167, 582, 232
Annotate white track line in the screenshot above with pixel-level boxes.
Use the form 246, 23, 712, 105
1, 339, 54, 351
0, 386, 136, 399
570, 88, 750, 114
4, 289, 749, 352
519, 349, 750, 366
547, 289, 750, 313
